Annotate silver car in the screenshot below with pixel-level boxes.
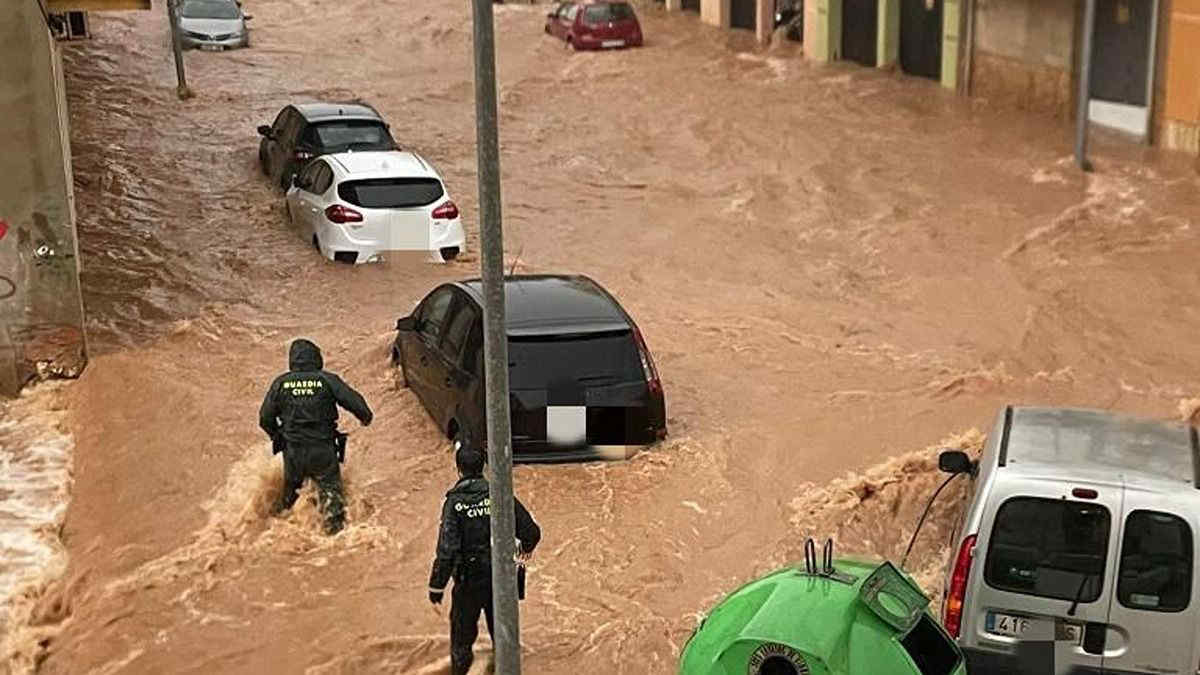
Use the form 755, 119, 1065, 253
176, 0, 249, 51
938, 406, 1200, 675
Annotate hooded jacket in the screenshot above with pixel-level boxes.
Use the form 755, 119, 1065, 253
259, 339, 373, 444
429, 476, 541, 592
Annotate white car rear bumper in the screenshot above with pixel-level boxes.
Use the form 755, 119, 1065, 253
321, 219, 466, 264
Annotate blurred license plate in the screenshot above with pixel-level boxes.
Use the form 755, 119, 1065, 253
986, 613, 1082, 644
602, 40, 625, 48
201, 44, 222, 51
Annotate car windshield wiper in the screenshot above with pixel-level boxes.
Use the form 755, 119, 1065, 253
1067, 572, 1094, 616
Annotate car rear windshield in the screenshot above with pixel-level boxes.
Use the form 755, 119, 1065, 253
180, 0, 239, 19
984, 497, 1111, 603
305, 121, 393, 151
338, 178, 444, 209
1117, 510, 1193, 612
583, 3, 636, 22
508, 331, 642, 391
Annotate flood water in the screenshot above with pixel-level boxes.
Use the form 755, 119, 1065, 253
4, 0, 1200, 672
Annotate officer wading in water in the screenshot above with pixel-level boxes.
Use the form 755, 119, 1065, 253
259, 339, 373, 535
429, 444, 541, 674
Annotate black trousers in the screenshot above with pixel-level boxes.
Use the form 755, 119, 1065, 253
274, 440, 345, 534
450, 577, 494, 675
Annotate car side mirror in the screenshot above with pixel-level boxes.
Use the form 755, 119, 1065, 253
396, 316, 416, 331
938, 450, 974, 475
257, 125, 272, 138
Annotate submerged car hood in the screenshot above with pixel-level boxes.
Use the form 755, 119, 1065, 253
178, 17, 243, 35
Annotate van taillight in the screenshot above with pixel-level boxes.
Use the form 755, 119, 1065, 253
945, 534, 977, 639
631, 325, 661, 396
432, 201, 459, 220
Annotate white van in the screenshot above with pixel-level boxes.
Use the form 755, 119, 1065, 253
937, 406, 1199, 675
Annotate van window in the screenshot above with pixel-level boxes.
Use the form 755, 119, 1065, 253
508, 331, 642, 390
984, 497, 1111, 603
1117, 510, 1192, 612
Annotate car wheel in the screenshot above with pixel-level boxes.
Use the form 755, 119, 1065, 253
280, 167, 294, 191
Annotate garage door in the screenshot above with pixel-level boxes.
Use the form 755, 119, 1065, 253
682, 0, 699, 11
900, 0, 942, 80
731, 0, 756, 30
842, 0, 878, 66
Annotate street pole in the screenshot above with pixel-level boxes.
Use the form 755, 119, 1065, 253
166, 0, 191, 99
1075, 0, 1096, 172
469, 0, 521, 672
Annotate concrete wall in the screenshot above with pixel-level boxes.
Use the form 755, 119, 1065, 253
0, 5, 88, 395
879, 0, 901, 68
805, 0, 842, 61
969, 0, 1079, 117
701, 0, 730, 27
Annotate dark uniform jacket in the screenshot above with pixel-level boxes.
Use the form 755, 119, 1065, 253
259, 339, 373, 444
429, 476, 541, 591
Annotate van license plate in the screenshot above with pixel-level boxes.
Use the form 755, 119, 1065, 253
602, 40, 625, 48
987, 612, 1032, 638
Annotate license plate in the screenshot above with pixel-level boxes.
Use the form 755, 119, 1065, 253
987, 612, 1034, 638
986, 613, 1082, 644
200, 44, 222, 51
601, 40, 625, 48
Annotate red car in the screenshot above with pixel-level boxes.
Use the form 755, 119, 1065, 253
544, 1, 643, 50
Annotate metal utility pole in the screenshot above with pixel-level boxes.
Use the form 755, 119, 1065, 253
1075, 0, 1096, 172
166, 0, 191, 99
469, 0, 521, 672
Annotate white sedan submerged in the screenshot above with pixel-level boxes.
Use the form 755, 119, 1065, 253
285, 151, 465, 264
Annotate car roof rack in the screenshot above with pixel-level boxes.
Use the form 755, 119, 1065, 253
800, 538, 858, 585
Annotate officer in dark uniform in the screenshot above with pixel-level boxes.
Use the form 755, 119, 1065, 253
429, 444, 541, 675
258, 338, 373, 534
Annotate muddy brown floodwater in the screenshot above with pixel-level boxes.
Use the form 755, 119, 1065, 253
4, 0, 1200, 672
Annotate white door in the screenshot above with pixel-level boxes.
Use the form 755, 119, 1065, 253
962, 479, 1123, 674
1102, 486, 1198, 674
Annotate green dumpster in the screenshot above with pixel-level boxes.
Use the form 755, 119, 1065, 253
679, 551, 968, 675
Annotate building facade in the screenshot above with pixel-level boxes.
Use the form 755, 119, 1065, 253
664, 0, 1199, 158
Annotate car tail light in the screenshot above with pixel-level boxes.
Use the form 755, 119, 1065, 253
944, 534, 977, 639
432, 201, 459, 220
631, 325, 662, 397
325, 204, 362, 224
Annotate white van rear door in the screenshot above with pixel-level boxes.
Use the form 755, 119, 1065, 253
963, 476, 1122, 674
1102, 486, 1198, 675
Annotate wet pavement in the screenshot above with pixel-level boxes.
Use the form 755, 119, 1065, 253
4, 0, 1200, 672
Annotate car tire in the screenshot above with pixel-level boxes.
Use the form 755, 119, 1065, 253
280, 167, 294, 191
